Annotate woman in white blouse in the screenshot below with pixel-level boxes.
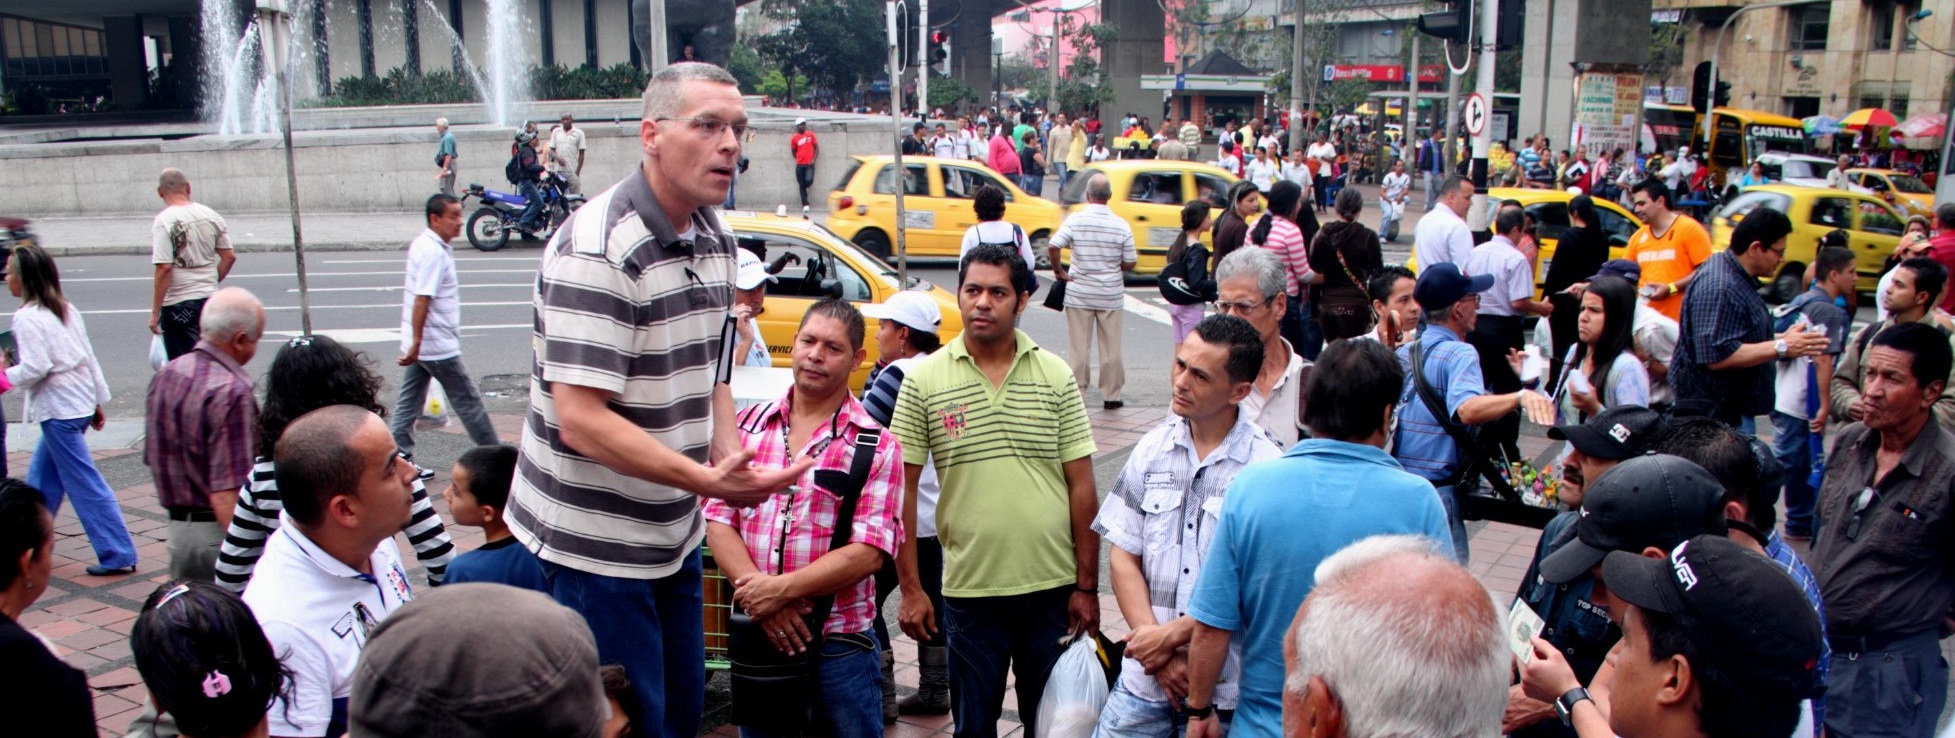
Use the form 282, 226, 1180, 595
3, 244, 136, 576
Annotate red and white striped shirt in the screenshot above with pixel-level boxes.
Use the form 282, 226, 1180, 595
1257, 217, 1311, 297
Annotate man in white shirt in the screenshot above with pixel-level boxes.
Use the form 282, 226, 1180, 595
1050, 174, 1139, 409
1465, 205, 1554, 459
1826, 154, 1854, 190
151, 168, 238, 360
1661, 147, 1693, 192
932, 123, 958, 158
245, 406, 417, 738
548, 113, 587, 194
1379, 159, 1412, 242
1215, 140, 1242, 176
1282, 150, 1315, 193
1413, 174, 1476, 271
391, 194, 503, 474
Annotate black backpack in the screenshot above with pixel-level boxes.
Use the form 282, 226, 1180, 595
1158, 242, 1213, 306
505, 153, 522, 185
975, 223, 1039, 293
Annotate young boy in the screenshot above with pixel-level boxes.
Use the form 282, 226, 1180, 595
441, 445, 545, 591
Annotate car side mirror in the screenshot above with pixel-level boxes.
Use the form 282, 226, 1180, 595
821, 279, 844, 299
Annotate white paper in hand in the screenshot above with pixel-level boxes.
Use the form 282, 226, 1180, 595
1509, 599, 1547, 664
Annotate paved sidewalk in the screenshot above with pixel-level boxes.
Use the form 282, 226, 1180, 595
27, 403, 1548, 737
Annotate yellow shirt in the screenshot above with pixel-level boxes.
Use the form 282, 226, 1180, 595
1624, 214, 1713, 321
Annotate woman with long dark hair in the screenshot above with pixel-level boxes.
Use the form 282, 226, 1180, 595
1164, 200, 1216, 347
1308, 187, 1384, 341
1540, 195, 1611, 387
1551, 275, 1650, 426
1250, 180, 1323, 358
213, 335, 456, 592
1210, 180, 1261, 271
131, 580, 293, 738
0, 479, 96, 734
3, 244, 137, 576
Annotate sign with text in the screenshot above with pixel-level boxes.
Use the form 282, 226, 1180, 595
1574, 72, 1645, 156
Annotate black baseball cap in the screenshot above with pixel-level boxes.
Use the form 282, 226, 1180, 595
1548, 406, 1663, 461
1601, 536, 1825, 697
1590, 259, 1641, 283
1414, 262, 1496, 313
1540, 454, 1727, 584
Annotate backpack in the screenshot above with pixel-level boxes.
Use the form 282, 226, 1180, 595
1771, 291, 1828, 335
1159, 242, 1213, 306
975, 223, 1039, 293
505, 153, 522, 185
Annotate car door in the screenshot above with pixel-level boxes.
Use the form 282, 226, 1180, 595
870, 162, 937, 255
1849, 196, 1905, 292
1115, 170, 1190, 264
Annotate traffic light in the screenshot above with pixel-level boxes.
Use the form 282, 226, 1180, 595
897, 2, 920, 67
1691, 61, 1717, 113
930, 30, 949, 72
1416, 0, 1473, 43
1495, 0, 1523, 50
1714, 79, 1732, 108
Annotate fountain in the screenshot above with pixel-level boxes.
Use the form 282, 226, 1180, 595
200, 0, 281, 135
482, 0, 530, 128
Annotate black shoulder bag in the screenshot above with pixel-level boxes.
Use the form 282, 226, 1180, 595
1410, 342, 1552, 528
728, 426, 884, 732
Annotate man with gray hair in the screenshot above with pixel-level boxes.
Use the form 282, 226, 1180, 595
1048, 173, 1138, 409
435, 117, 458, 197
508, 62, 807, 737
151, 167, 237, 360
1281, 535, 1509, 738
144, 286, 265, 581
1213, 247, 1308, 446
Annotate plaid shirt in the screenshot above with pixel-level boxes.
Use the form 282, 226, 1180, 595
143, 341, 257, 510
702, 389, 904, 636
1674, 250, 1774, 421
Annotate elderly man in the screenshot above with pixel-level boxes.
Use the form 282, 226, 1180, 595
1050, 173, 1138, 410
1671, 205, 1827, 427
150, 168, 237, 360
507, 63, 808, 737
1812, 321, 1955, 738
1213, 248, 1308, 447
1183, 339, 1454, 738
393, 194, 503, 473
1282, 535, 1509, 738
245, 406, 417, 738
1091, 315, 1281, 738
1413, 174, 1475, 271
704, 300, 904, 737
434, 117, 458, 197
1393, 263, 1554, 562
548, 112, 586, 195
144, 287, 265, 582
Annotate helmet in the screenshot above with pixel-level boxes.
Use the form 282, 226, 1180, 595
515, 130, 536, 144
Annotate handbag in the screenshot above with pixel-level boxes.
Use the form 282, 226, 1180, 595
1044, 278, 1069, 311
1409, 342, 1554, 529
727, 426, 883, 732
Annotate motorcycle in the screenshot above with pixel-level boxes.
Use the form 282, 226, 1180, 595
461, 172, 586, 251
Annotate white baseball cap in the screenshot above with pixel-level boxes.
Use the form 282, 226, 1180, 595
859, 290, 942, 335
795, 117, 808, 126
736, 249, 776, 290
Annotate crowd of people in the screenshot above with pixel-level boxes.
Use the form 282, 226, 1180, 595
5, 62, 1955, 738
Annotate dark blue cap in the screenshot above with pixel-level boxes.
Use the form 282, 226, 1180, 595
1413, 262, 1496, 312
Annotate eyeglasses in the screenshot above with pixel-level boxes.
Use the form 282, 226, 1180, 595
1844, 486, 1878, 541
655, 117, 751, 140
1212, 296, 1274, 314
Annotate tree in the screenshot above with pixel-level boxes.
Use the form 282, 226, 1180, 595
754, 0, 886, 102
1055, 19, 1118, 114
928, 76, 979, 110
728, 43, 766, 94
1646, 21, 1690, 87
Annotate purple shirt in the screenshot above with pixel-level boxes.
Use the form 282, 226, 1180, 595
144, 341, 258, 510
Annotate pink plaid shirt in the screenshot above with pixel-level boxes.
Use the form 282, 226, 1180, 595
702, 390, 905, 636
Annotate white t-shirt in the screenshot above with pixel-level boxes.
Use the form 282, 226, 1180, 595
549, 125, 586, 172
1308, 142, 1337, 163
960, 221, 1037, 275
244, 525, 412, 738
1381, 171, 1411, 200
151, 203, 232, 306
1282, 161, 1314, 188
1413, 204, 1475, 270
1049, 205, 1138, 312
1245, 158, 1281, 190
933, 135, 958, 158
1089, 146, 1112, 163
400, 229, 463, 361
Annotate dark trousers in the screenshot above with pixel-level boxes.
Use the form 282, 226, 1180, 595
542, 550, 706, 738
943, 586, 1071, 738
1825, 630, 1947, 738
518, 179, 544, 230
1281, 296, 1323, 361
874, 535, 945, 648
160, 297, 207, 360
797, 164, 817, 207
1467, 313, 1526, 460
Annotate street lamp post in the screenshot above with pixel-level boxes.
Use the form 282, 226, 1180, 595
257, 0, 313, 334
1889, 10, 1934, 113
1707, 0, 1828, 141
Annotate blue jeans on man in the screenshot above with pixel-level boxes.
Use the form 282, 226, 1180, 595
1769, 410, 1818, 538
542, 550, 706, 738
518, 179, 545, 231
30, 416, 138, 570
1433, 483, 1469, 564
738, 634, 884, 738
944, 586, 1072, 738
1093, 679, 1232, 738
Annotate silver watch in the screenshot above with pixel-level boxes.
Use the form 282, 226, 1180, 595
1775, 338, 1789, 359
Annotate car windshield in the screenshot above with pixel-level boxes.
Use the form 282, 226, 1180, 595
1888, 174, 1933, 194
1779, 159, 1835, 180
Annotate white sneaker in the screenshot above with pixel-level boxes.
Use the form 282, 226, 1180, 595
802, 205, 811, 219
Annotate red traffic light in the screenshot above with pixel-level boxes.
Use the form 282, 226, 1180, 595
931, 30, 947, 44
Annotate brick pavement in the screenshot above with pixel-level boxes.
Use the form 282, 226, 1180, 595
24, 406, 1551, 738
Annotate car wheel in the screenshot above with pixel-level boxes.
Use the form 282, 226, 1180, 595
854, 229, 892, 260
1030, 230, 1052, 269
467, 208, 509, 252
1770, 265, 1804, 304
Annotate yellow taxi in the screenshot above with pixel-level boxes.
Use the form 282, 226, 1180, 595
1845, 168, 1936, 221
1405, 188, 1643, 296
824, 155, 1064, 262
726, 211, 963, 390
1057, 159, 1242, 276
1706, 184, 1906, 302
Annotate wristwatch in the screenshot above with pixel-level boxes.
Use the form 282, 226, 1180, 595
1184, 703, 1216, 720
1555, 687, 1592, 727
1775, 338, 1790, 359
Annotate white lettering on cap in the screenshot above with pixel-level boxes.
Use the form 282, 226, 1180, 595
1609, 423, 1632, 444
1670, 539, 1699, 590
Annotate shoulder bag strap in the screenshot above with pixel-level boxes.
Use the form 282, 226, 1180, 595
804, 427, 883, 634
1412, 342, 1492, 490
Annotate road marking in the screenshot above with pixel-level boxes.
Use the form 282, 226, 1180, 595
83, 301, 533, 316
291, 283, 533, 293
326, 257, 541, 264
63, 269, 540, 283
265, 323, 531, 345
1124, 293, 1171, 326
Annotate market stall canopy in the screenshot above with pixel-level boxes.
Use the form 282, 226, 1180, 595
1898, 112, 1947, 139
1840, 107, 1900, 130
1803, 115, 1843, 135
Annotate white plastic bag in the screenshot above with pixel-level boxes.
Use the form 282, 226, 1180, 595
416, 381, 452, 430
1036, 636, 1110, 738
148, 336, 168, 371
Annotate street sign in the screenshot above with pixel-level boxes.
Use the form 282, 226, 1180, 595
1464, 93, 1488, 137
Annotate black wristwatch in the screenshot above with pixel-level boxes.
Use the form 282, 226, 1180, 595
1184, 703, 1215, 720
1555, 687, 1591, 727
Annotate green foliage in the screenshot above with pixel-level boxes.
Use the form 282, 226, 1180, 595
728, 44, 767, 94
757, 69, 811, 103
1324, 79, 1372, 112
1055, 20, 1118, 114
928, 76, 980, 109
1647, 22, 1690, 86
755, 0, 887, 100
529, 63, 651, 100
311, 63, 648, 107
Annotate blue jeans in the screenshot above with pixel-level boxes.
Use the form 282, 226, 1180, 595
1770, 411, 1818, 537
1022, 174, 1045, 197
1092, 678, 1232, 738
738, 633, 884, 738
30, 416, 137, 569
517, 179, 544, 230
1433, 483, 1469, 564
944, 586, 1072, 738
542, 549, 705, 738
389, 354, 501, 459
1054, 163, 1071, 192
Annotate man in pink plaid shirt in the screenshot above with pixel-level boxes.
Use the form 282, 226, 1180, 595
704, 299, 905, 738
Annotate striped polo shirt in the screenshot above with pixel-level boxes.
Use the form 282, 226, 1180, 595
889, 330, 1096, 597
1050, 204, 1137, 312
508, 167, 738, 580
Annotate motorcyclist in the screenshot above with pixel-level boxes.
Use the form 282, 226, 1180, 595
510, 130, 546, 233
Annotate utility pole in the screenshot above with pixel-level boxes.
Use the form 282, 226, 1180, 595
1443, 52, 1462, 166
919, 0, 929, 118
888, 1, 910, 284
1289, 0, 1308, 153
1407, 30, 1420, 130
1049, 11, 1060, 110
1468, 0, 1496, 233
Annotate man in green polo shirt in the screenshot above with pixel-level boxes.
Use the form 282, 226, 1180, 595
891, 243, 1102, 738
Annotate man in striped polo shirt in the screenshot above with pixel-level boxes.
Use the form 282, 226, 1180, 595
1048, 173, 1138, 410
891, 244, 1103, 738
506, 62, 809, 738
